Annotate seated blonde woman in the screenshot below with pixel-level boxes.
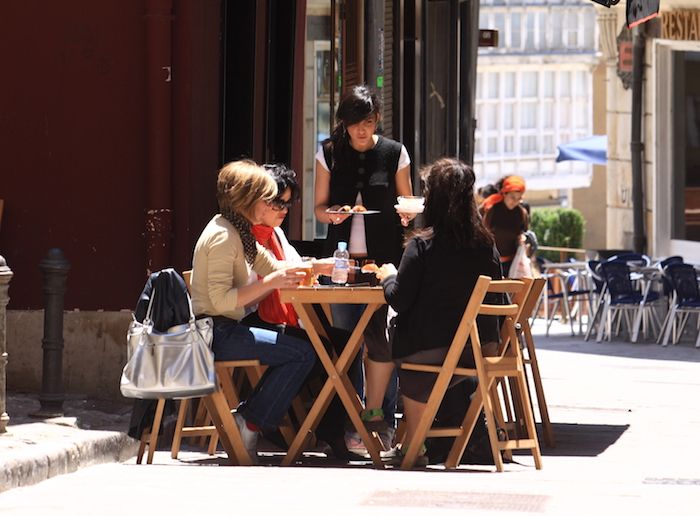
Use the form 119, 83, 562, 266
190, 159, 316, 463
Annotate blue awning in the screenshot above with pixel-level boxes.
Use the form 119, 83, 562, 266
556, 135, 607, 165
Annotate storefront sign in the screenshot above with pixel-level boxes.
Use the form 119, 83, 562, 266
662, 10, 700, 41
627, 0, 660, 28
616, 25, 633, 89
478, 29, 499, 47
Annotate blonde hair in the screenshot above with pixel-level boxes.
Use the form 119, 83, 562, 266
216, 160, 277, 219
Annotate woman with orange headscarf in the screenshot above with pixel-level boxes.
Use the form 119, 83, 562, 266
481, 175, 529, 276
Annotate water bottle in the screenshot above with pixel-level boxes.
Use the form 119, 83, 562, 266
331, 241, 350, 284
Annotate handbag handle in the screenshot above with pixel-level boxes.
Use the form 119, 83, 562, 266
144, 284, 197, 327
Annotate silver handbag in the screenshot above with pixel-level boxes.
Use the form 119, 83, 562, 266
120, 289, 216, 399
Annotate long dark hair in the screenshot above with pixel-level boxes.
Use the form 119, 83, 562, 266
412, 158, 494, 249
324, 85, 381, 167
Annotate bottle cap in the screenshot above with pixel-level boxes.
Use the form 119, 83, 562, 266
338, 241, 348, 252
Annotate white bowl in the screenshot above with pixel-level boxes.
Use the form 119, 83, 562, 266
397, 196, 425, 210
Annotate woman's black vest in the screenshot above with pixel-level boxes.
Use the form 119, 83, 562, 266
322, 136, 405, 266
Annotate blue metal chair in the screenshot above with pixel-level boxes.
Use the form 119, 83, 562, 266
656, 256, 684, 298
533, 257, 574, 336
596, 261, 661, 342
584, 259, 606, 341
659, 263, 700, 347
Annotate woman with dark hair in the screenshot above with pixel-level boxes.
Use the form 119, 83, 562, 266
481, 175, 529, 276
241, 163, 362, 460
373, 157, 502, 465
314, 84, 414, 448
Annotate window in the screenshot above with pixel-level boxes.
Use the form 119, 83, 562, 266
544, 71, 555, 97
550, 11, 563, 49
560, 71, 571, 97
487, 73, 500, 99
504, 72, 516, 98
671, 51, 700, 242
543, 101, 554, 129
503, 103, 514, 129
521, 103, 537, 129
521, 72, 537, 97
511, 12, 522, 50
525, 12, 536, 50
565, 10, 579, 48
485, 104, 498, 130
521, 135, 537, 154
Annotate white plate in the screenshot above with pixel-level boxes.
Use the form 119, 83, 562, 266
326, 209, 380, 215
394, 204, 424, 214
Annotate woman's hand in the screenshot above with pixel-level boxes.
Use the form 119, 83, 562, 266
395, 209, 417, 227
326, 205, 352, 225
376, 263, 398, 282
311, 257, 335, 276
262, 267, 305, 290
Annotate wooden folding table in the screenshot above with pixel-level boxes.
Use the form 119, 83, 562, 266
279, 285, 387, 467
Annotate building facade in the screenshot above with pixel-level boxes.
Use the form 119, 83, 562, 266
599, 1, 700, 260
474, 0, 599, 192
0, 0, 483, 399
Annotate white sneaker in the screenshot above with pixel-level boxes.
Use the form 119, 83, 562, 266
378, 427, 396, 451
234, 412, 259, 464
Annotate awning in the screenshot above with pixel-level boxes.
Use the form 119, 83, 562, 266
556, 135, 607, 165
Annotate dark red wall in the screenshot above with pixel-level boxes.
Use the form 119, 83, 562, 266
0, 0, 222, 310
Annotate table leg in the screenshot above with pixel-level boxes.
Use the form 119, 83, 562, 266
284, 300, 386, 468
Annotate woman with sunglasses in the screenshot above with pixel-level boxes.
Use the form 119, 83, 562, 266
241, 163, 364, 460
190, 160, 315, 464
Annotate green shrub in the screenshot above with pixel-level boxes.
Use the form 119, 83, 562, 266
530, 207, 585, 262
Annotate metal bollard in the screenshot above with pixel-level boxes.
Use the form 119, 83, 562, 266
0, 255, 13, 433
33, 249, 70, 418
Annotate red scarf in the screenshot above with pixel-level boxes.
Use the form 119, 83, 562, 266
250, 225, 299, 327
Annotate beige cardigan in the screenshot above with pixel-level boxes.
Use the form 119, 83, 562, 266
191, 215, 279, 320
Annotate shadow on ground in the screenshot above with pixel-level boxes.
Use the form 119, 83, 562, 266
535, 422, 629, 457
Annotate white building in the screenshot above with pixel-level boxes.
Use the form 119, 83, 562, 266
474, 0, 599, 192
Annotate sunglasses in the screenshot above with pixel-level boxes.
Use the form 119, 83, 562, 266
267, 198, 294, 211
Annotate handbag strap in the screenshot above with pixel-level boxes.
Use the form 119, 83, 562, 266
144, 286, 197, 326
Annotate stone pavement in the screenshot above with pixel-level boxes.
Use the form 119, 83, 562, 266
1, 320, 700, 513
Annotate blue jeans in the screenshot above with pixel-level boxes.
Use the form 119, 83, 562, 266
330, 304, 398, 428
212, 318, 316, 430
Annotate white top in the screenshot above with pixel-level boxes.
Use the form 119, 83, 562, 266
316, 142, 411, 256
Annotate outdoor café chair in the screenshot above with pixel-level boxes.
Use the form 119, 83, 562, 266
398, 277, 542, 471
658, 263, 700, 347
596, 261, 662, 343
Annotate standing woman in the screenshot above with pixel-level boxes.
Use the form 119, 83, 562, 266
481, 175, 529, 277
190, 160, 316, 463
314, 85, 414, 442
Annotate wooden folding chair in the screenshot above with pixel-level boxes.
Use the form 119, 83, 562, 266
399, 277, 542, 471
169, 270, 307, 460
518, 278, 555, 447
137, 270, 268, 464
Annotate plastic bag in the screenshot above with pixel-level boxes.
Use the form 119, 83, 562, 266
508, 244, 532, 279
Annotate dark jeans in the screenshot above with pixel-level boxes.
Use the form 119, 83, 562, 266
241, 310, 356, 442
211, 317, 315, 430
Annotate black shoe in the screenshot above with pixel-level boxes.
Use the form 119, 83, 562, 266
320, 435, 367, 461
